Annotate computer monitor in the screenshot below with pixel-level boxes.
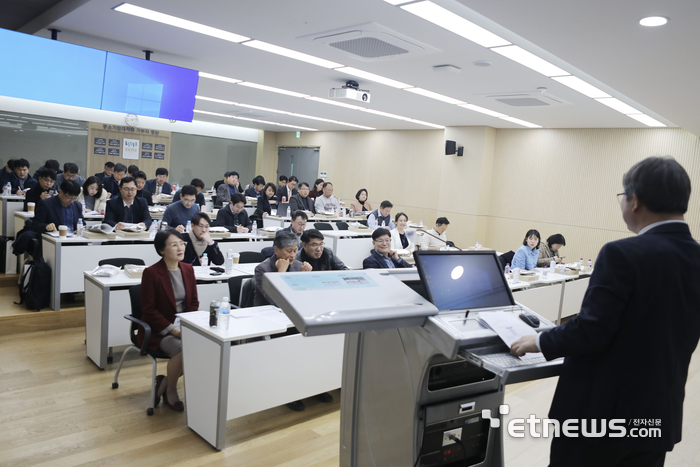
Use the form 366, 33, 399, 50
414, 251, 515, 311
277, 202, 290, 216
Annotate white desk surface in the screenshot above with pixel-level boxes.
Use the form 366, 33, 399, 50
43, 231, 265, 245
17, 211, 103, 220
0, 194, 25, 200
84, 265, 258, 287
179, 309, 287, 343
322, 230, 373, 238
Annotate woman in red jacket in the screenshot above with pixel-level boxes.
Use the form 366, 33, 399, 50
138, 229, 199, 411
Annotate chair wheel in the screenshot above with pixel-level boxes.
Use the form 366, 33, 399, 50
107, 357, 113, 364
147, 408, 154, 416
112, 382, 119, 389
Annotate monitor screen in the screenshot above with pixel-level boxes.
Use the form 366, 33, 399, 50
414, 251, 514, 311
100, 52, 199, 122
0, 28, 106, 109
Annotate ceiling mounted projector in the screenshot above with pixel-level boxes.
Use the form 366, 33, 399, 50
329, 80, 370, 103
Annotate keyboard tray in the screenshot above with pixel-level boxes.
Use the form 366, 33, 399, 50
459, 343, 563, 385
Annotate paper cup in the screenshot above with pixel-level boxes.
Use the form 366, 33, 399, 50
513, 268, 521, 282
58, 225, 68, 237
27, 202, 35, 212
233, 252, 240, 264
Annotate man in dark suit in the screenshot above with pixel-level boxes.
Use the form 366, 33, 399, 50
95, 161, 114, 182
212, 193, 252, 233
276, 175, 298, 204
144, 167, 172, 195
102, 163, 127, 198
134, 171, 154, 206
362, 228, 411, 269
104, 176, 153, 230
512, 157, 700, 467
289, 182, 315, 214
32, 180, 84, 233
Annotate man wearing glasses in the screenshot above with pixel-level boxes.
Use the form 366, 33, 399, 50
104, 177, 153, 231
32, 180, 84, 234
297, 229, 348, 271
181, 212, 224, 266
275, 210, 308, 246
362, 228, 412, 269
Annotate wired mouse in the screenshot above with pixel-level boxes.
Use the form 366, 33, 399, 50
519, 314, 540, 328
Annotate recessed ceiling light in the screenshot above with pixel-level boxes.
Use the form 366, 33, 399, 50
238, 82, 310, 98
199, 72, 242, 84
404, 87, 465, 105
401, 1, 510, 48
552, 76, 611, 99
335, 67, 413, 89
491, 45, 569, 77
595, 97, 640, 115
498, 116, 543, 128
243, 40, 343, 68
458, 104, 507, 118
639, 16, 668, 27
113, 4, 249, 43
626, 114, 666, 127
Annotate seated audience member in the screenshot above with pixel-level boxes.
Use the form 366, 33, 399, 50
309, 178, 324, 199
255, 231, 311, 307
216, 171, 244, 207
25, 167, 57, 211
145, 167, 172, 195
289, 182, 315, 213
275, 210, 307, 246
350, 188, 372, 213
104, 176, 153, 230
55, 163, 86, 191
212, 193, 252, 233
181, 212, 224, 266
314, 182, 340, 213
95, 161, 114, 182
277, 175, 288, 190
139, 229, 199, 412
244, 175, 265, 199
103, 163, 127, 198
390, 212, 414, 252
420, 218, 451, 250
367, 200, 395, 229
1, 159, 15, 185
512, 229, 541, 271
127, 164, 139, 178
162, 185, 200, 232
32, 180, 84, 233
538, 233, 566, 267
256, 182, 278, 217
276, 175, 298, 203
298, 229, 348, 271
173, 178, 206, 207
363, 228, 411, 269
134, 171, 154, 206
79, 176, 109, 213
33, 159, 60, 180
10, 158, 37, 195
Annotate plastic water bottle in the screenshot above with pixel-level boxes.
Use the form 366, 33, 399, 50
475, 241, 481, 249
587, 259, 592, 268
504, 263, 511, 274
579, 257, 584, 268
80, 200, 86, 212
542, 266, 549, 279
381, 220, 386, 227
219, 297, 230, 331
3, 182, 10, 196
286, 206, 291, 218
77, 218, 84, 237
201, 253, 209, 267
161, 222, 168, 231
252, 223, 257, 236
419, 219, 423, 227
550, 258, 556, 270
186, 220, 192, 233
225, 250, 234, 274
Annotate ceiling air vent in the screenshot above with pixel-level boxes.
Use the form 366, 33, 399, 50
484, 91, 570, 107
298, 23, 439, 62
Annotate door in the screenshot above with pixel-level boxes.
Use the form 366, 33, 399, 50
277, 147, 320, 187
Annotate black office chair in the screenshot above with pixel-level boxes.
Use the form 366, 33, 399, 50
228, 275, 254, 309
212, 195, 219, 208
314, 222, 334, 231
336, 222, 348, 230
99, 258, 146, 268
112, 285, 171, 416
357, 220, 368, 227
239, 278, 256, 308
498, 251, 515, 270
239, 251, 265, 263
260, 246, 274, 258
213, 180, 224, 190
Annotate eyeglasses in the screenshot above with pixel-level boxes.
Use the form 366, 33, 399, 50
64, 195, 78, 202
616, 192, 627, 204
196, 224, 209, 229
374, 239, 391, 244
122, 188, 137, 193
307, 242, 324, 249
169, 241, 187, 248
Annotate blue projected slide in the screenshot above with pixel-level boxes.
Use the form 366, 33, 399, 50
101, 53, 199, 122
0, 29, 106, 109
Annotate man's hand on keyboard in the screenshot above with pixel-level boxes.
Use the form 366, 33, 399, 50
511, 335, 538, 357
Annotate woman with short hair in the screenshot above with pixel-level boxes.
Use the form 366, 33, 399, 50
512, 229, 541, 270
350, 188, 373, 212
537, 233, 566, 267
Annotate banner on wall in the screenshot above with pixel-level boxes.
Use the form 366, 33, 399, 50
123, 138, 140, 160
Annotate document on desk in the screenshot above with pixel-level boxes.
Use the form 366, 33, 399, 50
229, 305, 293, 327
478, 311, 543, 361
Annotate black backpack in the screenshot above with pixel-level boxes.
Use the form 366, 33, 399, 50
16, 258, 52, 311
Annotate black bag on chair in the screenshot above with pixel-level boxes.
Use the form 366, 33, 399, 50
16, 258, 52, 311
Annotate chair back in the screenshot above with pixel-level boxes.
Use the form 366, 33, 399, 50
228, 276, 246, 308
128, 285, 142, 345
498, 251, 515, 270
314, 222, 334, 231
239, 251, 265, 263
99, 258, 146, 268
336, 222, 348, 230
240, 278, 256, 308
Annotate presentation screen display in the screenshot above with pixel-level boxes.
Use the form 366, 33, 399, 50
0, 28, 106, 109
415, 252, 514, 311
100, 53, 199, 122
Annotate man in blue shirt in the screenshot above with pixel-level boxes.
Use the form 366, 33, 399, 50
162, 184, 200, 232
367, 200, 396, 230
32, 180, 83, 234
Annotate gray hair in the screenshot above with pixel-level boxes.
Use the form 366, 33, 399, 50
274, 231, 299, 249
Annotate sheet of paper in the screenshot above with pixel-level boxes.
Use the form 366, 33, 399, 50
229, 306, 293, 326
477, 311, 544, 360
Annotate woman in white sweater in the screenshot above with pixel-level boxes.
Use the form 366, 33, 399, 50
390, 212, 414, 252
79, 176, 110, 213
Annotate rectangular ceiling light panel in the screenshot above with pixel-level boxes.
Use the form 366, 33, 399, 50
335, 66, 412, 89
404, 87, 465, 105
551, 76, 610, 99
491, 45, 569, 77
243, 40, 344, 68
595, 97, 641, 115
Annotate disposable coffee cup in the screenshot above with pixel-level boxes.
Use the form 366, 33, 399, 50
27, 202, 35, 212
233, 252, 240, 264
58, 225, 68, 237
513, 268, 521, 282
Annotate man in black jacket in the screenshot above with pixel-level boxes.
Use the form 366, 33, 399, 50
298, 229, 348, 271
512, 157, 700, 467
103, 177, 153, 230
289, 182, 315, 214
212, 193, 252, 233
25, 167, 57, 211
32, 180, 84, 233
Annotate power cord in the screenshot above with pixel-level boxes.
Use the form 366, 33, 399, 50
449, 435, 468, 467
